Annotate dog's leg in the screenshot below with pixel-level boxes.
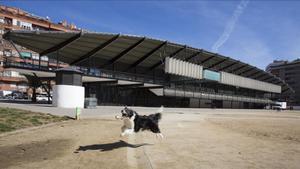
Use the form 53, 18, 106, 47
120, 125, 127, 137
121, 127, 134, 137
124, 129, 134, 135
156, 133, 164, 139
150, 125, 163, 139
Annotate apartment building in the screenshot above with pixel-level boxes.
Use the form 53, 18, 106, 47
266, 59, 300, 107
0, 5, 78, 92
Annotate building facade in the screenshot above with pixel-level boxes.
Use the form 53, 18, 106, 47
1, 6, 293, 108
0, 5, 77, 93
266, 59, 300, 106
4, 30, 293, 108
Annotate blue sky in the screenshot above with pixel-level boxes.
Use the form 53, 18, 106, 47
3, 0, 300, 69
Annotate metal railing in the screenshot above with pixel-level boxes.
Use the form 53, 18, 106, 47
3, 59, 165, 85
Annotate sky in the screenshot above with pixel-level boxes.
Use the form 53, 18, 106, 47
2, 0, 300, 69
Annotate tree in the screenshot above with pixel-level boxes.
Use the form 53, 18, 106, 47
22, 73, 51, 103
22, 73, 42, 102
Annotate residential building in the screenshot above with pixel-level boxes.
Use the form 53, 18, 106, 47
266, 59, 300, 106
0, 5, 78, 92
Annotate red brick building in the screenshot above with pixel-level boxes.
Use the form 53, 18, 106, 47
0, 5, 78, 92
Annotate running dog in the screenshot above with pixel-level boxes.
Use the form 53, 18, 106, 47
115, 106, 164, 138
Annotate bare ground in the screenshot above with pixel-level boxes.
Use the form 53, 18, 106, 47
0, 110, 299, 169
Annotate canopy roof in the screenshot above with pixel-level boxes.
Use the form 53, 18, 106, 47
3, 30, 293, 93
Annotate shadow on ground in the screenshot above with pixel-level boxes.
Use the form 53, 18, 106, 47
74, 140, 152, 153
0, 139, 71, 169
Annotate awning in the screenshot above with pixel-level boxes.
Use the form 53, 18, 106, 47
3, 30, 294, 94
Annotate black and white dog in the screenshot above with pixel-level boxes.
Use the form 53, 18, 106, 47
115, 107, 164, 138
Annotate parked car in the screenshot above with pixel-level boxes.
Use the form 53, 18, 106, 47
4, 93, 14, 100
272, 102, 287, 111
0, 90, 12, 98
11, 91, 25, 99
36, 94, 52, 102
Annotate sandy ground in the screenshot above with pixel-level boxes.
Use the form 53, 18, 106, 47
0, 109, 299, 169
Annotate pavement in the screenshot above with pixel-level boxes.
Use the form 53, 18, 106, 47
0, 101, 300, 169
1, 100, 298, 118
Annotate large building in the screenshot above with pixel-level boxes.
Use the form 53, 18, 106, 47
266, 59, 300, 107
0, 5, 77, 92
3, 30, 294, 108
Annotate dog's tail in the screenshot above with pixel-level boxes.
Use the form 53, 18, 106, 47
157, 105, 164, 113
153, 113, 162, 121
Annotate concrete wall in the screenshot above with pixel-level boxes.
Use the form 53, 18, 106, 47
189, 98, 200, 108
223, 100, 232, 108
165, 57, 202, 79
52, 85, 85, 108
221, 72, 281, 93
200, 99, 212, 108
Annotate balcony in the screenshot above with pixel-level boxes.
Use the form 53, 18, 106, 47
3, 58, 165, 85
0, 76, 26, 82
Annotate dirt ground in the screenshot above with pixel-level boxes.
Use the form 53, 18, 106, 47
0, 110, 299, 169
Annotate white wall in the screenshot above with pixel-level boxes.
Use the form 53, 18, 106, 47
165, 57, 203, 79
220, 72, 281, 93
52, 85, 85, 108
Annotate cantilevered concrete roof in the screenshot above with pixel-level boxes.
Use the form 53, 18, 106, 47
3, 30, 293, 93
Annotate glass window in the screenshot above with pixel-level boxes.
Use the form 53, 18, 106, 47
20, 52, 32, 58
203, 69, 221, 81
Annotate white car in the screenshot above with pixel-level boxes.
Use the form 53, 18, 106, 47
36, 94, 52, 101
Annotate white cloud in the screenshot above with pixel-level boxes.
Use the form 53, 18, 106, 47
220, 25, 274, 69
212, 0, 250, 52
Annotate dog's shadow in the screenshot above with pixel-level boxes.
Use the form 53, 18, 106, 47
74, 140, 152, 153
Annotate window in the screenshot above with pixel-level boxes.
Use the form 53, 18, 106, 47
20, 52, 32, 58
32, 53, 39, 60
41, 56, 49, 61
3, 71, 12, 77
3, 49, 12, 57
285, 67, 294, 71
285, 71, 296, 76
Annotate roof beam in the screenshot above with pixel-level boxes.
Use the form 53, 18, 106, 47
185, 50, 202, 61
146, 45, 187, 71
237, 67, 255, 75
246, 70, 261, 77
253, 72, 267, 79
200, 54, 216, 64
147, 61, 163, 72
70, 34, 120, 65
125, 41, 167, 71
170, 45, 187, 58
282, 88, 289, 93
228, 64, 248, 73
40, 32, 82, 56
101, 37, 146, 68
274, 81, 282, 85
208, 57, 228, 69
219, 61, 239, 71
267, 76, 278, 82
261, 76, 273, 81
